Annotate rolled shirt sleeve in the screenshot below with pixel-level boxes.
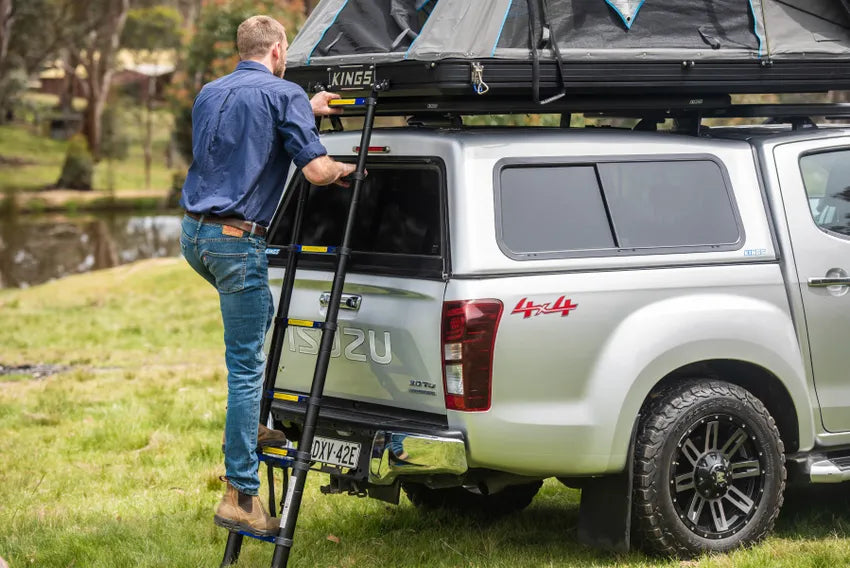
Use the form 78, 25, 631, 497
276, 90, 328, 168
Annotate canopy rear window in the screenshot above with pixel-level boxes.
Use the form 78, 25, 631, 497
268, 161, 446, 278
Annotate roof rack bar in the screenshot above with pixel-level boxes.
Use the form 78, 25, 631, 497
703, 103, 850, 119
335, 94, 733, 117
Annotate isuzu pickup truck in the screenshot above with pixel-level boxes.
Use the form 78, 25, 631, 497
263, 117, 850, 556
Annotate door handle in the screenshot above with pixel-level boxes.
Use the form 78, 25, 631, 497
319, 292, 362, 311
808, 277, 850, 287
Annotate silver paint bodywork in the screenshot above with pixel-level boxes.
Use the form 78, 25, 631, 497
270, 126, 850, 480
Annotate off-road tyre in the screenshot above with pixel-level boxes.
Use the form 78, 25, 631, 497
633, 379, 786, 557
403, 481, 542, 516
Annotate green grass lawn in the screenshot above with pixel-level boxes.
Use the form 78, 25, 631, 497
1, 260, 850, 567
0, 93, 179, 195
0, 123, 68, 192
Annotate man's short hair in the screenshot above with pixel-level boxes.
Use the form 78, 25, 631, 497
237, 16, 287, 60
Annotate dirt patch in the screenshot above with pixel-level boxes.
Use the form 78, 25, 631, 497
0, 363, 68, 379
0, 154, 36, 166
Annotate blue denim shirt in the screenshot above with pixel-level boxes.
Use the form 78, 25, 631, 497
180, 60, 326, 227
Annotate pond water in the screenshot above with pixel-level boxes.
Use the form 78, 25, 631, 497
0, 212, 183, 289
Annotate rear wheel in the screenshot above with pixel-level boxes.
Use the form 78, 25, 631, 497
403, 481, 542, 516
633, 380, 785, 557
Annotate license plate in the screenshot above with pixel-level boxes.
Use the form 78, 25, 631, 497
311, 435, 361, 469
328, 65, 374, 91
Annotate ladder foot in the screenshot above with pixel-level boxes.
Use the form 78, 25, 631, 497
220, 532, 244, 567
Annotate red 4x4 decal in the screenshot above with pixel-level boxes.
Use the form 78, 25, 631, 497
511, 296, 578, 319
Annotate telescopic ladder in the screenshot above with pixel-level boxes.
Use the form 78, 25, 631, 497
219, 82, 386, 568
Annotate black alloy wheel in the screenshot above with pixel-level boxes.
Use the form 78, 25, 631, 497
633, 380, 786, 557
671, 413, 764, 539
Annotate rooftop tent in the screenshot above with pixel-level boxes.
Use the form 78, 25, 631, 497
285, 0, 850, 98
288, 0, 437, 66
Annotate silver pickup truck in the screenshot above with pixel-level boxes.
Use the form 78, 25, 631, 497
264, 120, 850, 556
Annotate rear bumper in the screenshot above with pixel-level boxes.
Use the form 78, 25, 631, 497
271, 395, 468, 484
369, 431, 467, 485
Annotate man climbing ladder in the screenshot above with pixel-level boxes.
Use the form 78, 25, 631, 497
179, 14, 355, 538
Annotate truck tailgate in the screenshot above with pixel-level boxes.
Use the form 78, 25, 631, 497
264, 157, 449, 416
270, 272, 447, 414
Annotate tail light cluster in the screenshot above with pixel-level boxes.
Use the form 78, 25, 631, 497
441, 299, 504, 411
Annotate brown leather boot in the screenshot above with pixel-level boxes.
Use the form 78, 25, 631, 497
214, 481, 280, 537
257, 424, 287, 447
221, 423, 287, 452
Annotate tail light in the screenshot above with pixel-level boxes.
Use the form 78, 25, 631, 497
441, 299, 503, 411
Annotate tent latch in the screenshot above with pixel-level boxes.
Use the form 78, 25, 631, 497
471, 62, 489, 95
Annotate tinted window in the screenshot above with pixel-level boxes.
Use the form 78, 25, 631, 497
271, 164, 442, 257
499, 166, 615, 253
801, 149, 850, 237
599, 161, 739, 248
497, 158, 740, 257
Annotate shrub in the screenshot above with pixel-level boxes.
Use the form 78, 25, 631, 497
57, 134, 94, 190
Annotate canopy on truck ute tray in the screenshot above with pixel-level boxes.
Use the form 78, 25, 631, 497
284, 0, 850, 99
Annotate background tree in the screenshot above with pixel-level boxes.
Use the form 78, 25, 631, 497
122, 5, 182, 188
72, 0, 133, 161
0, 0, 75, 121
53, 0, 132, 190
0, 0, 13, 73
170, 0, 304, 165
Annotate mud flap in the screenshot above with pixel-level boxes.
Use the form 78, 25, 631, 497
577, 416, 639, 553
577, 469, 632, 553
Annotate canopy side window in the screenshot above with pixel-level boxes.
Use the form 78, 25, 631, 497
496, 157, 742, 260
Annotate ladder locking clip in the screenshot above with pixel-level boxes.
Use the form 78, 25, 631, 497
290, 449, 312, 462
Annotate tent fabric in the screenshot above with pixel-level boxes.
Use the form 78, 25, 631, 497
604, 0, 646, 29
285, 0, 850, 68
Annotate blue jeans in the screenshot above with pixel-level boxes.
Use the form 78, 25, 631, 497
180, 215, 274, 495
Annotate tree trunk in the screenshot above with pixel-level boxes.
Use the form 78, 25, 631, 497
144, 76, 153, 190
0, 0, 13, 70
83, 91, 106, 159
59, 49, 81, 114
80, 0, 130, 161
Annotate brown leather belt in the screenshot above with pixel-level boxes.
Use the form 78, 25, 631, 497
186, 212, 267, 237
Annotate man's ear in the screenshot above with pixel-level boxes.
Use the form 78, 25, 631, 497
271, 41, 281, 60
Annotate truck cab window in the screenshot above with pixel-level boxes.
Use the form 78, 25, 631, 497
801, 149, 850, 237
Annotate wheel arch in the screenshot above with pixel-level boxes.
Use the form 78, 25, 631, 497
645, 360, 801, 453
607, 346, 815, 474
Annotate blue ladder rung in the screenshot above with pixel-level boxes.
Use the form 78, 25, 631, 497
287, 318, 322, 329
293, 245, 337, 255
258, 447, 295, 469
238, 531, 276, 543
328, 97, 366, 107
267, 390, 309, 403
